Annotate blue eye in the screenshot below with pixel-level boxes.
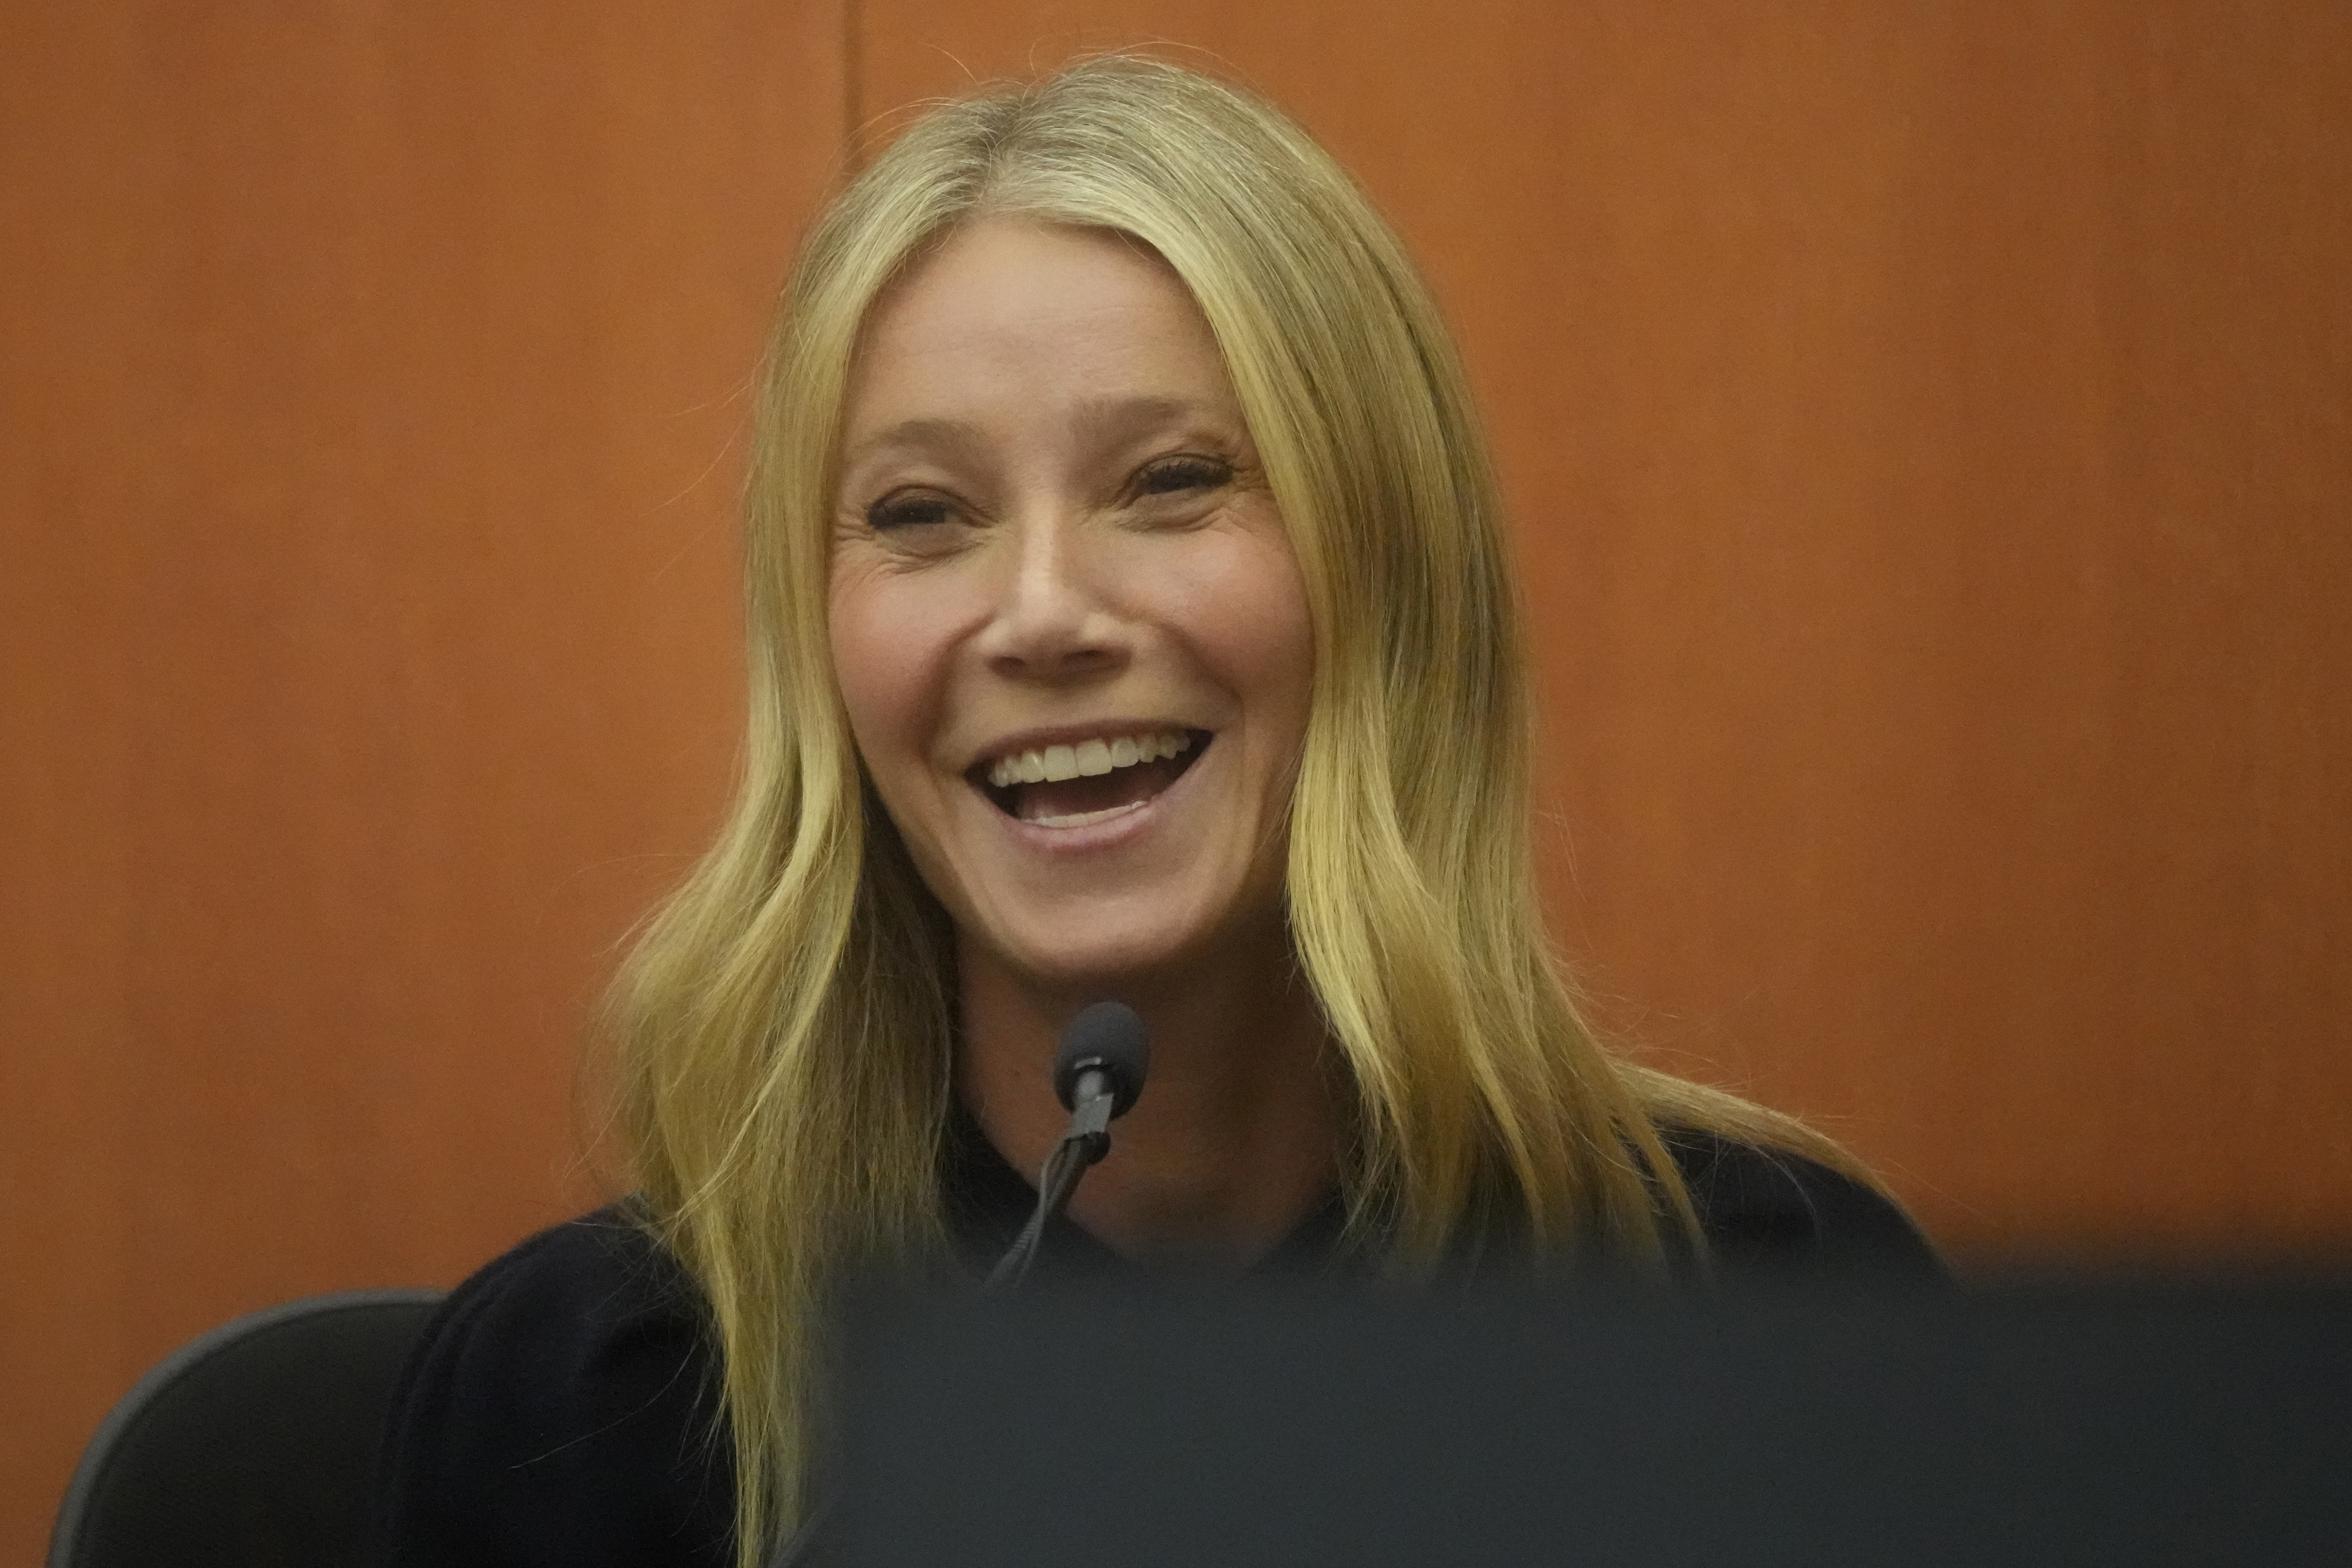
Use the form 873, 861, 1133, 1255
867, 493, 955, 531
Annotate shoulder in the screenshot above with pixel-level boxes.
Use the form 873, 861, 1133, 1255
379, 1204, 736, 1568
1664, 1129, 1948, 1278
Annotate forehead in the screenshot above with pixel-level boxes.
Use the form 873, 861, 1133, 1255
841, 220, 1238, 440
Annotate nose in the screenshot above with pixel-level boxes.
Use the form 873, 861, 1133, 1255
973, 509, 1131, 684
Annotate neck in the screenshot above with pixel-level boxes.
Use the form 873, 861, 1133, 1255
956, 928, 1339, 1272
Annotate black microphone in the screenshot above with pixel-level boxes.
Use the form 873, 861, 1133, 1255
984, 1002, 1150, 1291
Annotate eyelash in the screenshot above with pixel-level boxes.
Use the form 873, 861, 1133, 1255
862, 454, 1234, 533
1135, 454, 1232, 495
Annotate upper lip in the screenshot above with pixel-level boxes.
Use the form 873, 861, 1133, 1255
964, 720, 1202, 773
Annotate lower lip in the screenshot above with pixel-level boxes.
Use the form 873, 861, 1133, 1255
980, 749, 1203, 855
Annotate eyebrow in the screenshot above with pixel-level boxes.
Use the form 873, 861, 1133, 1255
840, 417, 988, 466
840, 395, 1237, 467
1067, 394, 1227, 444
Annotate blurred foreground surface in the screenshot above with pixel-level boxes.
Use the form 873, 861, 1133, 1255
834, 1276, 2352, 1567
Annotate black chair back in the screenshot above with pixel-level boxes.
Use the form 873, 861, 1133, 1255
48, 1288, 443, 1568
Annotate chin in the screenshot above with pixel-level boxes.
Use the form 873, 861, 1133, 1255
974, 887, 1275, 997
991, 923, 1209, 993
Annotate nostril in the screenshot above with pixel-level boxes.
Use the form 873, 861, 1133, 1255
978, 581, 1132, 676
989, 644, 1125, 679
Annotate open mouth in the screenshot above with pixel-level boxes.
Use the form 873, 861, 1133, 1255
970, 728, 1211, 828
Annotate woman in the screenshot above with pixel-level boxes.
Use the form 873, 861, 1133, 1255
380, 54, 1937, 1568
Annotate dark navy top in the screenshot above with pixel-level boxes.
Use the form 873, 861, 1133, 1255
378, 1121, 1942, 1568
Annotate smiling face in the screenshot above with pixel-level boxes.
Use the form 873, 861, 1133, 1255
828, 219, 1314, 995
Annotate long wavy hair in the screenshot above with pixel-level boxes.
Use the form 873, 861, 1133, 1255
607, 53, 1866, 1566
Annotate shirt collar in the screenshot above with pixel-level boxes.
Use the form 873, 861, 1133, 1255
940, 1104, 1355, 1283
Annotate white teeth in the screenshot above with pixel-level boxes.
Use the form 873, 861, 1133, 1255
983, 730, 1193, 790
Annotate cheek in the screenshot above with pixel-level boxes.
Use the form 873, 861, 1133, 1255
827, 569, 944, 773
1179, 531, 1316, 726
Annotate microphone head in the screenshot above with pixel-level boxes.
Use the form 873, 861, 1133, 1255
1052, 1001, 1150, 1118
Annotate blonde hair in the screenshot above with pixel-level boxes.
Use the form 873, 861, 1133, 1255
610, 53, 1865, 1566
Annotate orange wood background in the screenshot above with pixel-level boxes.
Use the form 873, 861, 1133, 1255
5, 2, 2346, 1555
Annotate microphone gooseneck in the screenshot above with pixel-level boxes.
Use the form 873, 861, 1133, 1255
768, 1006, 1149, 1566
984, 1002, 1150, 1292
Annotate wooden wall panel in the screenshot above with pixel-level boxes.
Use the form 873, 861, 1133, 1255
5, 1, 2347, 1557
856, 3, 2352, 1255
0, 5, 841, 1556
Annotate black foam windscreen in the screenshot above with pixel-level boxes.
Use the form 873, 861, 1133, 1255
1051, 1002, 1150, 1117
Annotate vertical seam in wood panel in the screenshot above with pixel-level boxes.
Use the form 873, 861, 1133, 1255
841, 0, 863, 165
